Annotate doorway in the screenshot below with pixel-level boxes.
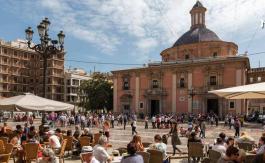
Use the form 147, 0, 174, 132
150, 100, 160, 116
207, 99, 219, 115
123, 105, 130, 113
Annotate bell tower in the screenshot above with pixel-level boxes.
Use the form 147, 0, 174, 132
190, 1, 206, 29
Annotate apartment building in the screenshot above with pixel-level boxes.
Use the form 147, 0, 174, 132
64, 68, 91, 105
0, 39, 65, 101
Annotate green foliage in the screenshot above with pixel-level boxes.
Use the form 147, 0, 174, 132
79, 72, 113, 112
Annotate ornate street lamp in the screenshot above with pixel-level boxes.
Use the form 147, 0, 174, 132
25, 17, 65, 98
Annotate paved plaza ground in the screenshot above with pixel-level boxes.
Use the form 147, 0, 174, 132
5, 120, 264, 163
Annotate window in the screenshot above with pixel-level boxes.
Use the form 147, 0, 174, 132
180, 78, 185, 88
67, 79, 71, 85
152, 80, 159, 88
210, 76, 217, 86
139, 102, 144, 109
3, 49, 7, 54
123, 78, 129, 90
185, 54, 190, 60
229, 101, 235, 109
257, 76, 262, 82
213, 52, 218, 57
249, 77, 253, 83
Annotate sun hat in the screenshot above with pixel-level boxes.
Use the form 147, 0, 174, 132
82, 146, 93, 153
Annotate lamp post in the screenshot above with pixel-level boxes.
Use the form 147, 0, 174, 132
188, 87, 196, 112
25, 17, 65, 98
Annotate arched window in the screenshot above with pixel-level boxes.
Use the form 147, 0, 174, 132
123, 78, 129, 90
180, 78, 185, 88
210, 76, 217, 86
152, 79, 159, 89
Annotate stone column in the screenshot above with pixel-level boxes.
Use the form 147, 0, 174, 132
188, 72, 193, 113
172, 73, 176, 113
135, 76, 140, 113
113, 78, 118, 112
236, 69, 242, 114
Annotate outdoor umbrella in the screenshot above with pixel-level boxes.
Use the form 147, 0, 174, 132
208, 82, 265, 99
0, 93, 74, 111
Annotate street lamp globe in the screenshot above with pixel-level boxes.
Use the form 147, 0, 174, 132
42, 17, 50, 30
25, 27, 34, 41
57, 30, 65, 45
37, 22, 45, 38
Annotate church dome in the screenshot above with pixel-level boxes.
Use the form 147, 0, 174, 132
173, 1, 221, 47
173, 27, 221, 47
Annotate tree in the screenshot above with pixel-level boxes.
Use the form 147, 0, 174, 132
79, 72, 113, 112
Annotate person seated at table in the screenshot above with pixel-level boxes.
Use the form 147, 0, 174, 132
66, 130, 72, 137
0, 122, 8, 136
217, 146, 240, 163
149, 134, 168, 163
187, 131, 201, 147
81, 146, 99, 163
236, 132, 254, 144
249, 136, 265, 154
253, 151, 265, 163
73, 125, 81, 140
187, 132, 202, 162
212, 138, 227, 156
47, 130, 61, 153
39, 148, 58, 163
214, 132, 227, 144
226, 137, 235, 148
131, 135, 144, 152
81, 128, 94, 143
179, 126, 187, 137
121, 142, 144, 163
55, 128, 63, 142
10, 130, 23, 146
93, 136, 112, 163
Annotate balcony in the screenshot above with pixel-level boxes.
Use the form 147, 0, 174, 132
145, 88, 167, 96
204, 84, 224, 91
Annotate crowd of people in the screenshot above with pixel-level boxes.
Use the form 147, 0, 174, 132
0, 111, 264, 163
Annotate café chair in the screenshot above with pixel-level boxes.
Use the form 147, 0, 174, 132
0, 143, 14, 163
147, 149, 169, 163
136, 151, 150, 163
0, 137, 8, 148
56, 139, 67, 163
188, 142, 204, 163
62, 135, 74, 156
79, 137, 91, 148
208, 149, 221, 163
24, 143, 39, 163
93, 133, 101, 146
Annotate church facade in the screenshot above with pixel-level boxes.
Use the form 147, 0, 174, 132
111, 1, 250, 117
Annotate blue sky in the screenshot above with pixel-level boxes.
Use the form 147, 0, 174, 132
0, 0, 265, 72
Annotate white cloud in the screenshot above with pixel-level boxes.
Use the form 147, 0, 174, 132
13, 0, 265, 59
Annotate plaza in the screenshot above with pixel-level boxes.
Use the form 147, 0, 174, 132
3, 119, 264, 163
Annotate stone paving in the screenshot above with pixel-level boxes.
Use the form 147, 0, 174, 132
5, 120, 264, 163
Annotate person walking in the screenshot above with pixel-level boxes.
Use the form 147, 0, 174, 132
144, 116, 148, 129
168, 122, 182, 155
200, 120, 206, 138
111, 114, 115, 128
234, 118, 240, 138
131, 119, 138, 135
123, 114, 127, 130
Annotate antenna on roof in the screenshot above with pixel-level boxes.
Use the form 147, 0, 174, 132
261, 20, 265, 29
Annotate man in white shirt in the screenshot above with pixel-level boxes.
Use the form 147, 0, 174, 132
93, 136, 112, 163
48, 130, 61, 152
212, 138, 226, 156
